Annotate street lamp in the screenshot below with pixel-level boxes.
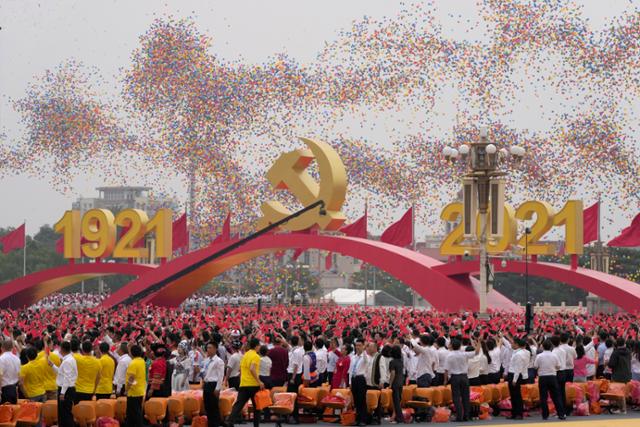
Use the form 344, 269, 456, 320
524, 227, 534, 335
443, 126, 525, 314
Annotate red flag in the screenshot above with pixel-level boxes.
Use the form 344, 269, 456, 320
213, 213, 231, 244
325, 252, 333, 270
172, 213, 188, 252
339, 211, 368, 238
380, 207, 413, 247
583, 202, 599, 244
0, 224, 25, 254
608, 213, 640, 247
292, 248, 304, 261
55, 236, 64, 254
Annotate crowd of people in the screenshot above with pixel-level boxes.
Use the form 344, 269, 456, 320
27, 292, 108, 310
182, 293, 274, 309
182, 292, 311, 309
0, 303, 639, 426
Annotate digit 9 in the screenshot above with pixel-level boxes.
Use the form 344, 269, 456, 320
81, 209, 116, 258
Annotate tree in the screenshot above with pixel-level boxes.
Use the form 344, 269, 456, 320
0, 225, 136, 295
0, 225, 66, 284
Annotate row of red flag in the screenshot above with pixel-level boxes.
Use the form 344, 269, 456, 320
2, 203, 640, 257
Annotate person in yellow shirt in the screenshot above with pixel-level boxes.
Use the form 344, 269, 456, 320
73, 341, 102, 404
35, 338, 61, 400
19, 347, 46, 402
228, 338, 264, 427
125, 345, 147, 427
95, 342, 115, 399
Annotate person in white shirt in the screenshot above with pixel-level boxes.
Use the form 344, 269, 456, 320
534, 340, 566, 420
526, 339, 538, 384
286, 336, 305, 424
226, 347, 243, 390
632, 342, 640, 382
506, 338, 530, 420
486, 338, 502, 384
258, 345, 273, 388
113, 342, 132, 396
500, 336, 513, 380
434, 336, 449, 386
327, 338, 339, 386
50, 341, 78, 427
350, 339, 370, 427
444, 338, 480, 423
413, 335, 438, 387
583, 336, 598, 379
314, 338, 328, 384
203, 341, 225, 427
0, 340, 21, 404
560, 333, 577, 382
379, 345, 391, 387
550, 335, 568, 410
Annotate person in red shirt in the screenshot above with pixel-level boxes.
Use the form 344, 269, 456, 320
331, 343, 352, 389
267, 336, 289, 387
147, 346, 167, 398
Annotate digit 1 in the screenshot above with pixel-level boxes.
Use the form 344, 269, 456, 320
53, 210, 81, 259
553, 200, 584, 255
81, 209, 116, 258
147, 208, 173, 259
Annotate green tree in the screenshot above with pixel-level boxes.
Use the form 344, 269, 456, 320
0, 224, 136, 294
0, 225, 65, 283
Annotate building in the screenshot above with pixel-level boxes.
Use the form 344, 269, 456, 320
72, 186, 179, 271
72, 186, 178, 215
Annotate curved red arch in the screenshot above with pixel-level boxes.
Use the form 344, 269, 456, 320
102, 234, 480, 311
0, 262, 155, 309
433, 260, 640, 313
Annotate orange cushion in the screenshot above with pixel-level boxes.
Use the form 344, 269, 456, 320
0, 405, 13, 423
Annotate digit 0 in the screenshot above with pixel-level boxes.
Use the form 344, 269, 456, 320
481, 204, 517, 254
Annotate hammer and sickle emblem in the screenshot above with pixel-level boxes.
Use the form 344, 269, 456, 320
257, 137, 347, 231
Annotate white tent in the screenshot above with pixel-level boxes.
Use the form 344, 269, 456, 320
322, 288, 405, 306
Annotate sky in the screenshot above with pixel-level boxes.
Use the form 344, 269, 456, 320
1, 0, 639, 239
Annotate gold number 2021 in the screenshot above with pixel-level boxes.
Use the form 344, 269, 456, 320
440, 200, 583, 256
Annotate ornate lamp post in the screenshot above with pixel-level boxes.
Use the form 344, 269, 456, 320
443, 127, 525, 314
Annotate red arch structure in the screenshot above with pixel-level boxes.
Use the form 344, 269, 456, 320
2, 233, 639, 312
0, 262, 155, 309
103, 234, 481, 311
434, 260, 640, 313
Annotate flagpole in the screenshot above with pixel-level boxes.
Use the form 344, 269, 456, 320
363, 198, 368, 308
22, 221, 26, 277
411, 204, 416, 308
597, 192, 601, 243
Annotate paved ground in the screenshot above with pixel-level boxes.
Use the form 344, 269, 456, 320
285, 412, 640, 427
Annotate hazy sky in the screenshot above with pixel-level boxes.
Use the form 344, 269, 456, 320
1, 0, 638, 238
